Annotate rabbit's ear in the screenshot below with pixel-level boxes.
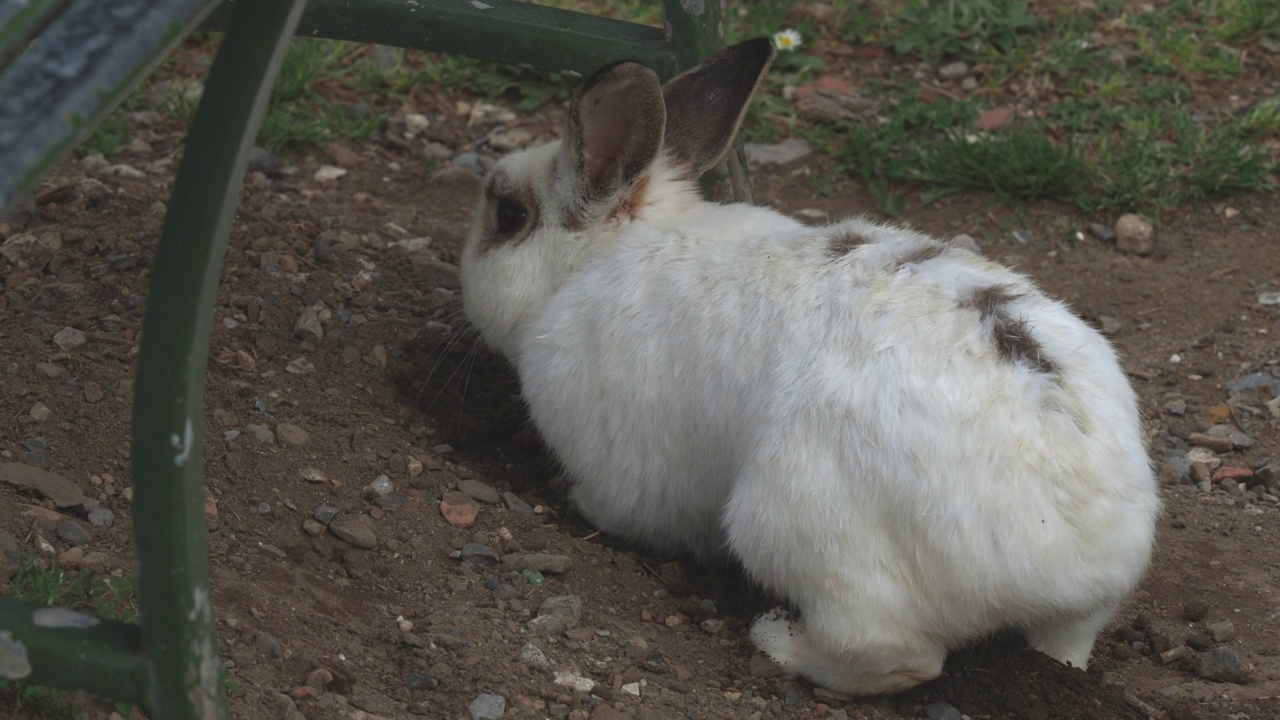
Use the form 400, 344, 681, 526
661, 38, 776, 178
568, 62, 666, 202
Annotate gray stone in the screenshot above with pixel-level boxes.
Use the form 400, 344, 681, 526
55, 520, 92, 547
502, 492, 533, 513
1088, 223, 1116, 242
1194, 647, 1250, 683
938, 60, 970, 79
275, 423, 309, 446
748, 654, 784, 678
458, 479, 501, 505
294, 306, 325, 343
244, 424, 275, 444
364, 474, 394, 497
520, 642, 549, 667
949, 234, 981, 254
329, 514, 377, 549
502, 552, 571, 574
528, 614, 568, 636
1114, 213, 1154, 255
487, 128, 534, 152
0, 463, 85, 508
1226, 371, 1280, 396
744, 138, 813, 165
460, 543, 499, 565
52, 327, 87, 350
313, 505, 340, 525
0, 532, 22, 581
87, 507, 114, 528
1207, 621, 1236, 643
538, 595, 583, 627
1159, 455, 1192, 484
467, 692, 506, 720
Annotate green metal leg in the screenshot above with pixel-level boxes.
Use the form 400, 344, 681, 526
662, 0, 752, 204
131, 0, 306, 717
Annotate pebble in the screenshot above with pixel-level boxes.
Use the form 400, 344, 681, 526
748, 654, 784, 678
1193, 647, 1250, 683
1226, 371, 1280, 396
83, 381, 104, 403
1212, 466, 1253, 483
937, 60, 970, 79
313, 165, 347, 182
552, 671, 595, 693
33, 362, 65, 378
503, 552, 572, 574
487, 128, 534, 152
245, 424, 275, 444
329, 513, 377, 550
314, 506, 340, 525
294, 306, 325, 343
0, 462, 86, 507
301, 518, 326, 536
1259, 292, 1280, 306
87, 507, 114, 528
440, 491, 480, 528
467, 693, 506, 720
451, 152, 489, 176
22, 437, 50, 466
1188, 432, 1234, 453
56, 519, 92, 547
404, 113, 430, 134
1088, 223, 1117, 242
0, 532, 21, 581
502, 492, 533, 513
949, 234, 981, 254
743, 139, 813, 165
29, 403, 51, 421
52, 326, 86, 350
275, 423, 309, 446
1114, 213, 1154, 256
247, 146, 281, 173
520, 642, 550, 667
1, 232, 61, 268
528, 614, 569, 636
364, 475, 394, 497
1207, 620, 1236, 643
1186, 632, 1213, 651
458, 479, 501, 505
538, 595, 583, 627
402, 673, 437, 689
460, 543, 499, 564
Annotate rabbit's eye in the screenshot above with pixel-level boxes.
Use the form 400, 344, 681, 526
495, 197, 529, 234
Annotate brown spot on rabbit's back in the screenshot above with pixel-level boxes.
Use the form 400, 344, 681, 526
609, 173, 652, 222
826, 229, 869, 259
894, 242, 947, 268
961, 285, 1058, 376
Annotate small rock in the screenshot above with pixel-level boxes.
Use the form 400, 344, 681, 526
520, 642, 549, 667
1099, 315, 1123, 336
1188, 432, 1234, 453
937, 60, 970, 79
300, 467, 327, 484
56, 519, 92, 547
487, 128, 534, 152
247, 146, 281, 173
460, 543, 499, 564
1225, 371, 1280, 396
363, 344, 388, 367
458, 479, 501, 505
1259, 292, 1280, 307
1212, 466, 1253, 483
467, 693, 506, 720
502, 552, 572, 574
0, 463, 86, 507
552, 671, 595, 693
245, 424, 275, 444
924, 703, 962, 720
364, 475, 394, 497
402, 673, 437, 689
294, 306, 325, 343
301, 518, 326, 536
749, 654, 784, 678
1207, 621, 1236, 643
87, 507, 114, 528
1186, 632, 1214, 651
404, 113, 431, 134
29, 403, 51, 421
502, 492, 533, 513
1114, 213, 1154, 256
82, 381, 104, 403
744, 138, 813, 165
440, 491, 480, 528
538, 595, 583, 627
275, 423, 309, 446
1088, 223, 1116, 243
313, 165, 347, 182
52, 327, 87, 350
1194, 647, 1250, 683
1, 232, 61, 269
528, 614, 569, 636
314, 505, 340, 525
329, 514, 377, 550
949, 234, 981, 254
33, 362, 65, 379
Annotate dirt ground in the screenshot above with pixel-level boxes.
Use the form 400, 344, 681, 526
3, 30, 1280, 720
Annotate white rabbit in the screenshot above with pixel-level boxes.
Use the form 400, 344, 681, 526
459, 38, 1160, 695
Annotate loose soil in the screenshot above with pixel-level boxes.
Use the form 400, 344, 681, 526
2, 25, 1280, 720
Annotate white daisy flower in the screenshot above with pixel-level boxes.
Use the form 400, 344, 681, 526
772, 29, 802, 52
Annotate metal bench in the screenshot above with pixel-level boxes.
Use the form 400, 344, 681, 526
0, 1, 742, 717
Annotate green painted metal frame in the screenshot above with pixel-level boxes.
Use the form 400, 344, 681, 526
0, 0, 744, 717
0, 0, 306, 717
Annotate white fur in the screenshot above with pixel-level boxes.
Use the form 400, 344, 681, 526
460, 125, 1160, 695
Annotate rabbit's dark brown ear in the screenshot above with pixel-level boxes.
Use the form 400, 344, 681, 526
568, 62, 665, 202
661, 38, 776, 179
